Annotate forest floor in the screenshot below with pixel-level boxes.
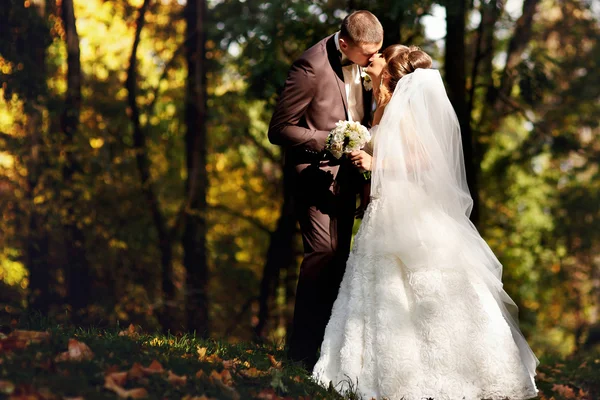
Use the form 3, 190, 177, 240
0, 317, 599, 400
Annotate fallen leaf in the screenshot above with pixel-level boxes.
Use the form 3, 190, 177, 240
197, 346, 208, 359
118, 324, 140, 339
209, 369, 222, 382
167, 370, 187, 386
222, 359, 236, 369
104, 374, 148, 398
536, 371, 546, 380
0, 330, 50, 352
107, 371, 128, 387
552, 384, 576, 399
220, 369, 234, 386
256, 388, 279, 399
195, 370, 205, 379
141, 360, 164, 374
238, 367, 268, 378
10, 330, 50, 342
128, 363, 145, 379
267, 354, 282, 369
205, 353, 223, 363
55, 339, 94, 362
209, 370, 240, 400
10, 383, 54, 399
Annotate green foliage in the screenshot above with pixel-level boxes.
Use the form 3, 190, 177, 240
0, 0, 598, 362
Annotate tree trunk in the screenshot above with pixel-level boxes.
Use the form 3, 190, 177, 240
61, 0, 91, 318
255, 167, 296, 339
26, 108, 50, 313
24, 0, 51, 313
468, 0, 503, 117
125, 0, 178, 329
184, 0, 209, 336
476, 0, 540, 154
444, 0, 480, 225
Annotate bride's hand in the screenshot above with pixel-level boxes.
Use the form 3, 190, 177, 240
349, 150, 372, 171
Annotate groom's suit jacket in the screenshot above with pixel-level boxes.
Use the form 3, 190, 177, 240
268, 34, 373, 167
268, 34, 373, 368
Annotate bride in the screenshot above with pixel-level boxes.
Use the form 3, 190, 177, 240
312, 45, 539, 400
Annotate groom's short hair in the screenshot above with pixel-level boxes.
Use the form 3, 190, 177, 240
340, 10, 384, 45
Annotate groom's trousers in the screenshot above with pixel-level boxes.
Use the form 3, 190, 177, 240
287, 157, 357, 370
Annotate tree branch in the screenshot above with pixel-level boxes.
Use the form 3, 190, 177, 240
208, 203, 272, 234
495, 0, 540, 109
146, 36, 193, 117
243, 126, 279, 164
468, 0, 503, 116
474, 0, 540, 162
0, 132, 22, 146
125, 0, 176, 303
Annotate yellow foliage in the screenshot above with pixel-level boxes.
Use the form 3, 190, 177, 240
0, 248, 28, 287
89, 137, 105, 149
0, 152, 14, 168
33, 195, 46, 205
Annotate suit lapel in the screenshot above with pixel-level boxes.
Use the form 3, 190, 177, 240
326, 36, 348, 120
362, 85, 373, 127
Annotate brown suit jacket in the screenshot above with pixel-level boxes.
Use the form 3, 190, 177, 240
268, 34, 373, 164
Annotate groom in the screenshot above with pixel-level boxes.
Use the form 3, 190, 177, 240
268, 11, 383, 369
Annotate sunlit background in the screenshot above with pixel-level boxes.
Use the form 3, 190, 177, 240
0, 0, 599, 358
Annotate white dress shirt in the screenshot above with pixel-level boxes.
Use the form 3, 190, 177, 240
334, 32, 364, 123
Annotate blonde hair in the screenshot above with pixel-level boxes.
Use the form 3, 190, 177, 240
340, 10, 384, 45
377, 45, 433, 107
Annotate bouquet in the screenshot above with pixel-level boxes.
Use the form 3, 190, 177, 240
325, 120, 371, 159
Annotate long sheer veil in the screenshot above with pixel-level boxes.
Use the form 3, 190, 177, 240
370, 68, 538, 380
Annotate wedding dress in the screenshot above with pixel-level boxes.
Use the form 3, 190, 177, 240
312, 69, 538, 400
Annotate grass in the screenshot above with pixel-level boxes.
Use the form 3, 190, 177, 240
0, 315, 345, 399
0, 315, 599, 399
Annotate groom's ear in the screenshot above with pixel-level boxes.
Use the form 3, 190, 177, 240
339, 37, 350, 51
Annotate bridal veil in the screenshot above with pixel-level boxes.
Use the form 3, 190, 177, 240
369, 68, 539, 381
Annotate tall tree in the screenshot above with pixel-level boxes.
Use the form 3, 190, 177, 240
475, 0, 540, 155
125, 0, 178, 329
184, 0, 209, 335
444, 0, 480, 224
61, 0, 91, 316
0, 0, 54, 312
255, 169, 296, 338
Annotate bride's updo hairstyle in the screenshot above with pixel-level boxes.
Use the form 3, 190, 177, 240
378, 45, 433, 107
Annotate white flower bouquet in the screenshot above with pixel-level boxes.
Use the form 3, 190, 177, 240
325, 120, 371, 159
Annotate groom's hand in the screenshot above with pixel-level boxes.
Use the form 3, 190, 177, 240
350, 150, 372, 171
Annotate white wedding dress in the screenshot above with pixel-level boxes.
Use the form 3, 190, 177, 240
312, 70, 538, 400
